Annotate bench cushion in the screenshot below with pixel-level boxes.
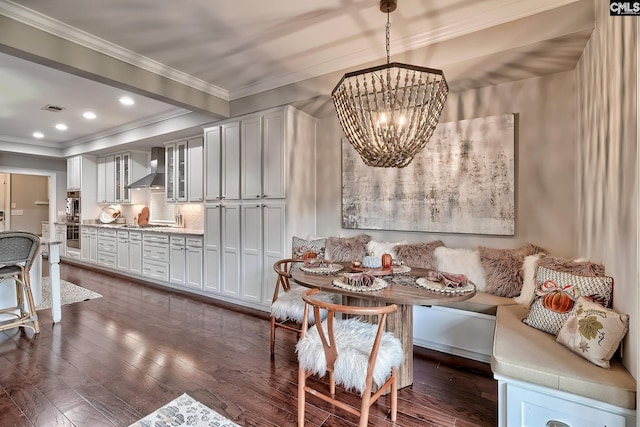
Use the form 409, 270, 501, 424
492, 304, 636, 409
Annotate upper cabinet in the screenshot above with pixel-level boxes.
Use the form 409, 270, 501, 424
204, 121, 240, 202
67, 156, 81, 190
98, 151, 146, 204
165, 136, 204, 203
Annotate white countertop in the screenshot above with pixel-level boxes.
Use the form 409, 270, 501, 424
81, 223, 204, 236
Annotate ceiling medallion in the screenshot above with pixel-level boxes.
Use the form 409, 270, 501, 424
332, 0, 449, 168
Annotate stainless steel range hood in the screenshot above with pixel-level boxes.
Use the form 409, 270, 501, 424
127, 147, 165, 189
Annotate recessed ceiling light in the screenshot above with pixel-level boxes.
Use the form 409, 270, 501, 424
55, 123, 68, 131
33, 132, 44, 139
83, 111, 97, 119
119, 96, 135, 106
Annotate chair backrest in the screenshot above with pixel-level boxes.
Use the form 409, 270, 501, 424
0, 231, 41, 269
272, 258, 298, 302
301, 288, 397, 373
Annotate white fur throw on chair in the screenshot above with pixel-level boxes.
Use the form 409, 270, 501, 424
271, 285, 338, 324
296, 317, 403, 395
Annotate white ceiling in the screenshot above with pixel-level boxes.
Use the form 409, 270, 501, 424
0, 0, 594, 157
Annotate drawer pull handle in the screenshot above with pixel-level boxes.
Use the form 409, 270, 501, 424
546, 421, 570, 427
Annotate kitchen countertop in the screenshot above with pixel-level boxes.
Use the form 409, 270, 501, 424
81, 223, 204, 236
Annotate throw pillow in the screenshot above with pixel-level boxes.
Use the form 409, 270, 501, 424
512, 254, 544, 305
325, 234, 371, 262
479, 244, 546, 298
537, 256, 605, 276
366, 240, 407, 259
394, 240, 444, 269
292, 236, 326, 260
556, 297, 629, 368
523, 266, 614, 335
433, 247, 486, 292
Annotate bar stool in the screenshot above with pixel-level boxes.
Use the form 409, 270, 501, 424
0, 231, 41, 334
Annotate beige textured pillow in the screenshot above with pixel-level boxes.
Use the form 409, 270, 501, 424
557, 297, 629, 368
394, 240, 444, 269
325, 234, 371, 262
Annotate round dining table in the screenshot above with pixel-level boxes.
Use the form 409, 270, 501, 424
291, 263, 476, 390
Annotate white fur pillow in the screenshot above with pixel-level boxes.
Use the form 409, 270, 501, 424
366, 240, 407, 258
434, 247, 486, 292
513, 254, 544, 305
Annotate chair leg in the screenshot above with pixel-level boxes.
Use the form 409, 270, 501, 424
359, 386, 373, 427
297, 366, 306, 427
390, 368, 398, 422
23, 273, 40, 334
270, 316, 276, 357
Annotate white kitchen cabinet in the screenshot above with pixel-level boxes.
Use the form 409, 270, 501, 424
142, 233, 170, 281
188, 136, 204, 202
165, 141, 187, 203
67, 156, 81, 190
204, 121, 240, 201
169, 235, 203, 289
97, 228, 117, 268
203, 203, 240, 297
128, 232, 142, 275
240, 116, 262, 200
262, 109, 286, 199
98, 152, 146, 204
241, 202, 286, 305
169, 235, 186, 285
97, 155, 115, 204
117, 230, 129, 271
81, 227, 97, 263
54, 223, 66, 258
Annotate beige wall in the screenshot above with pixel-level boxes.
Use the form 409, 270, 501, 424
576, 4, 638, 377
10, 174, 48, 234
317, 70, 577, 256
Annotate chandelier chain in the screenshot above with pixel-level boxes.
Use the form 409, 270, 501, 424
385, 5, 391, 64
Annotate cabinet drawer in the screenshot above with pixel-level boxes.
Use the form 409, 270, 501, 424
142, 260, 169, 281
129, 231, 142, 241
117, 231, 129, 239
97, 252, 117, 269
143, 242, 170, 262
186, 237, 203, 248
143, 233, 170, 244
82, 227, 97, 236
170, 236, 186, 246
98, 229, 117, 238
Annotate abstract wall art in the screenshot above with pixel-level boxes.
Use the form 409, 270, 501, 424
342, 113, 516, 235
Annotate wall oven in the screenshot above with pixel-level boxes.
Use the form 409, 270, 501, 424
65, 191, 80, 249
66, 222, 80, 249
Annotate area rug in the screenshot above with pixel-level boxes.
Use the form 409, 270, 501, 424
130, 393, 239, 427
36, 277, 102, 310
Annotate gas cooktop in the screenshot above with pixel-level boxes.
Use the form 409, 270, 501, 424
120, 224, 173, 229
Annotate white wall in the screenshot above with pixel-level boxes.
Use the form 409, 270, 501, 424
575, 3, 638, 377
316, 70, 577, 257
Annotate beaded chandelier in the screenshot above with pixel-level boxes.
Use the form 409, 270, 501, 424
332, 0, 449, 168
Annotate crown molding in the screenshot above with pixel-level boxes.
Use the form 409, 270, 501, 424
0, 1, 230, 100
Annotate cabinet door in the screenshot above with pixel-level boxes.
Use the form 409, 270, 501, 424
117, 233, 129, 271
262, 201, 287, 304
97, 155, 115, 203
188, 136, 204, 202
204, 205, 221, 293
186, 245, 203, 290
176, 141, 188, 202
204, 127, 221, 201
165, 144, 176, 201
240, 203, 263, 304
222, 121, 240, 200
81, 230, 90, 261
169, 243, 186, 285
221, 203, 241, 297
67, 157, 81, 190
129, 239, 142, 275
122, 152, 131, 202
262, 109, 286, 199
114, 153, 123, 202
241, 116, 262, 199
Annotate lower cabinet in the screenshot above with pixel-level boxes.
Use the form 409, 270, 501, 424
97, 229, 117, 269
81, 227, 97, 263
117, 231, 129, 271
129, 232, 142, 275
142, 233, 169, 282
204, 203, 241, 297
170, 235, 203, 289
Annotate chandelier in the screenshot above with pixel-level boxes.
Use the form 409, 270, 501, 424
332, 0, 449, 168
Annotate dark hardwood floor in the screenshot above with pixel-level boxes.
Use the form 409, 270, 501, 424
0, 263, 497, 426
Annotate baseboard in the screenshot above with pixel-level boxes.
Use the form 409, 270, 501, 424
413, 338, 491, 363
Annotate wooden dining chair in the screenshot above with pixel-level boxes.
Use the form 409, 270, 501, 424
0, 231, 41, 334
270, 259, 337, 357
296, 288, 403, 427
